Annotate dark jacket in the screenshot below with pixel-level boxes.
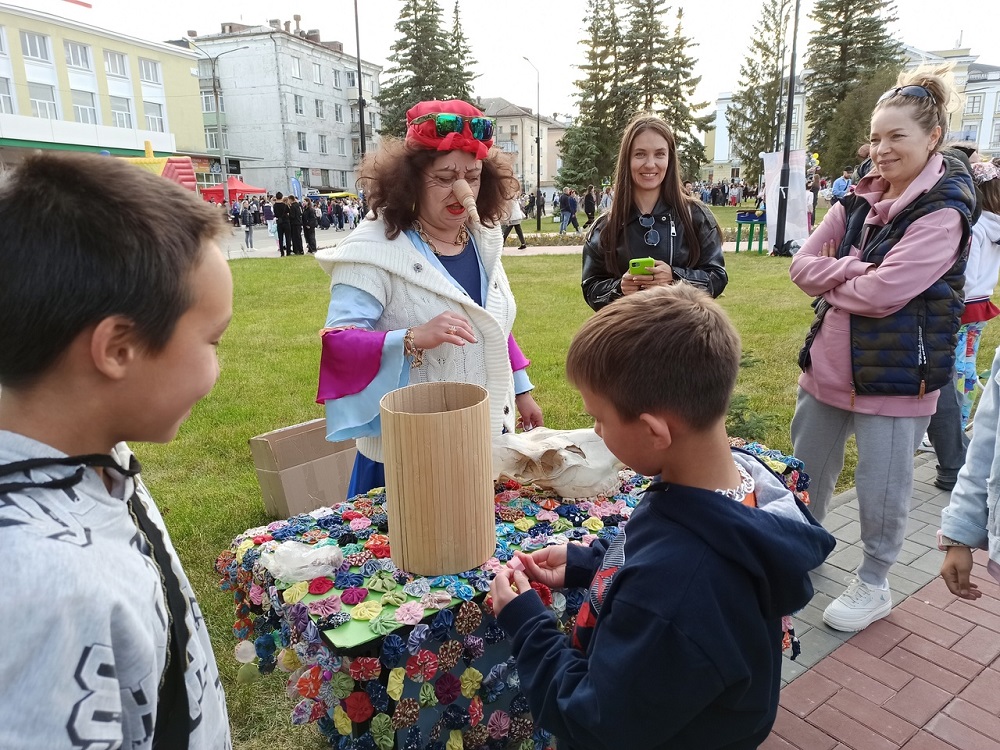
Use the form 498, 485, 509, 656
288, 201, 303, 227
584, 191, 596, 214
582, 198, 728, 309
273, 201, 289, 223
302, 205, 318, 229
498, 454, 835, 750
559, 192, 571, 213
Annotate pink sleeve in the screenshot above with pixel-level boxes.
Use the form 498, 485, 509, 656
316, 328, 388, 403
508, 333, 530, 371
789, 202, 874, 296
823, 209, 966, 318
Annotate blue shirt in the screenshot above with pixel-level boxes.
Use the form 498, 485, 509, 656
832, 176, 851, 199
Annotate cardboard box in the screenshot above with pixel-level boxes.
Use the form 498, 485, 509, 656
249, 419, 357, 518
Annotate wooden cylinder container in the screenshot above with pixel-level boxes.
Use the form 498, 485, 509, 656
380, 382, 495, 576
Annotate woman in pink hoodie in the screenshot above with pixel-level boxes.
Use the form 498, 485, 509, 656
789, 66, 977, 633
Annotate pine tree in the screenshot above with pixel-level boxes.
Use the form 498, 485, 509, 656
727, 0, 792, 185
377, 0, 453, 139
443, 0, 476, 101
657, 9, 713, 181
557, 0, 622, 188
804, 0, 901, 162
620, 0, 672, 111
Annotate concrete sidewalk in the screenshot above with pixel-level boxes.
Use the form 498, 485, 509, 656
764, 452, 1000, 749
218, 223, 755, 260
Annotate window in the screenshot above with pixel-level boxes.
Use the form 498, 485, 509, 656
321, 169, 330, 186
294, 95, 304, 115
319, 134, 328, 154
201, 90, 224, 113
64, 41, 91, 70
109, 96, 132, 128
205, 127, 229, 150
992, 122, 1000, 148
339, 170, 349, 187
297, 131, 307, 151
315, 99, 324, 118
965, 95, 983, 115
28, 82, 57, 118
145, 101, 164, 132
961, 122, 979, 142
338, 137, 347, 156
104, 50, 128, 78
345, 71, 356, 88
313, 62, 322, 84
362, 73, 373, 92
510, 125, 518, 135
335, 103, 343, 122
20, 31, 49, 61
0, 30, 5, 55
139, 58, 160, 84
291, 57, 301, 78
72, 89, 97, 124
0, 78, 13, 114
369, 111, 376, 129
333, 69, 341, 88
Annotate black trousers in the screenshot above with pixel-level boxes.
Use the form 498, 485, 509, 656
303, 226, 317, 253
502, 223, 526, 245
289, 225, 304, 254
276, 220, 290, 255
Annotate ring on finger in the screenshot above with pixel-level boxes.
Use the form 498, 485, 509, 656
447, 325, 457, 335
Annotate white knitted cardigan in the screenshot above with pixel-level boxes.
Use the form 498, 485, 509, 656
315, 217, 517, 462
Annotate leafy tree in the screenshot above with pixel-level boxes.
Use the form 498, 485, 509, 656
804, 0, 901, 162
378, 0, 454, 139
442, 0, 476, 102
823, 65, 901, 176
657, 8, 713, 181
727, 0, 793, 185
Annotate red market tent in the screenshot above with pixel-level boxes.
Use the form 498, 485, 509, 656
200, 176, 267, 202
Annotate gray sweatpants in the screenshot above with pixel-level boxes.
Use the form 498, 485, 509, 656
790, 389, 929, 586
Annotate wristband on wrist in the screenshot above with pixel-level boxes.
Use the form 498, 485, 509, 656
403, 328, 424, 368
937, 529, 971, 551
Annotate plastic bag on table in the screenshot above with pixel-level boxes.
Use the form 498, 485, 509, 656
492, 427, 624, 498
260, 540, 345, 583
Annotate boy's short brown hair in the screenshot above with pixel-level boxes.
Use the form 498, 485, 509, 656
566, 284, 741, 429
0, 152, 224, 388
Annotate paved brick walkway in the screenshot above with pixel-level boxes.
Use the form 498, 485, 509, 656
766, 453, 1000, 749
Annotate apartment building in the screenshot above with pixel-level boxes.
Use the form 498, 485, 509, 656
188, 17, 381, 193
0, 3, 203, 164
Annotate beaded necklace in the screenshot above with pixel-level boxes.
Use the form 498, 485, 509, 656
412, 220, 469, 256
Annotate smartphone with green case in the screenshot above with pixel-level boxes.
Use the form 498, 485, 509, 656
629, 257, 655, 275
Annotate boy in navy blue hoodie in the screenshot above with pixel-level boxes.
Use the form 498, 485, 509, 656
491, 284, 835, 749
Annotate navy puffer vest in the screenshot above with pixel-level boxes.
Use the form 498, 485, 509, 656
841, 152, 975, 398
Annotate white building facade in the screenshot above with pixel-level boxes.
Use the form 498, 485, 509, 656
190, 17, 381, 194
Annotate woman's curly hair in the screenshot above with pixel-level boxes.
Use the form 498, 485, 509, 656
355, 137, 520, 239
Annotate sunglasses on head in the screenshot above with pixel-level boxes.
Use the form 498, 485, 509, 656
877, 85, 936, 105
410, 113, 495, 141
638, 214, 659, 246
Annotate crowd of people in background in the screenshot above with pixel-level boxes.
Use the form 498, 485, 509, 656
207, 193, 368, 255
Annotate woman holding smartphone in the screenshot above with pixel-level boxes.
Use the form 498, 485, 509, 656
581, 113, 727, 311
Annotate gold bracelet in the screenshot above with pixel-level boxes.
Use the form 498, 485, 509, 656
403, 328, 424, 368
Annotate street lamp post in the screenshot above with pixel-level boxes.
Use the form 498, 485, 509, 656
188, 41, 248, 205
354, 0, 367, 158
523, 56, 542, 233
773, 0, 801, 256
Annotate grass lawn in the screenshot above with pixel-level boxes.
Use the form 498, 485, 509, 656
136, 251, 999, 748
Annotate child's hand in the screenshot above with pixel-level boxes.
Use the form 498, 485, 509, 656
490, 567, 531, 616
516, 547, 567, 589
940, 546, 981, 600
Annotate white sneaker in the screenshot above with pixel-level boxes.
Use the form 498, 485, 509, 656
917, 433, 935, 453
823, 576, 892, 632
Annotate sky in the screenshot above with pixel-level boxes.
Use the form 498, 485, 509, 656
31, 0, 996, 120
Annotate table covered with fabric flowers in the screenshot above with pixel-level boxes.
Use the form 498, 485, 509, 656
216, 440, 808, 749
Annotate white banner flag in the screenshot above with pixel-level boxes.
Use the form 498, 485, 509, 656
762, 150, 809, 253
